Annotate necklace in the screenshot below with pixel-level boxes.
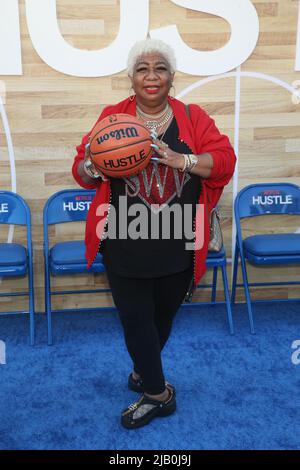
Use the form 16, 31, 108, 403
136, 103, 169, 120
137, 106, 173, 132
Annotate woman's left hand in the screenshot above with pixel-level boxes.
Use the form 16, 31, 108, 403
150, 137, 184, 171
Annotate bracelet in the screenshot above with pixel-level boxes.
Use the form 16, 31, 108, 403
179, 154, 188, 172
186, 154, 198, 173
83, 159, 101, 179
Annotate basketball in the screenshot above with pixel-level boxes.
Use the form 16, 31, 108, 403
89, 114, 153, 178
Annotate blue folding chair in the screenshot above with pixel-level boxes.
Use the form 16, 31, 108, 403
231, 183, 300, 333
182, 247, 234, 335
0, 191, 35, 345
43, 189, 108, 345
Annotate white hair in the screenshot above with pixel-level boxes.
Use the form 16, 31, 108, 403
127, 39, 177, 77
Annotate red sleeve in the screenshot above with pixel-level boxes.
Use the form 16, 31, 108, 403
72, 105, 115, 189
189, 104, 236, 189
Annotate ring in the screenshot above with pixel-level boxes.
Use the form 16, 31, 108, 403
163, 151, 168, 158
162, 142, 169, 148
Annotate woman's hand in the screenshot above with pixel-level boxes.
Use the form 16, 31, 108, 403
150, 131, 213, 178
150, 137, 185, 171
83, 143, 108, 181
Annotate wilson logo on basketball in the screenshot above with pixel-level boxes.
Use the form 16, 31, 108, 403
96, 127, 139, 144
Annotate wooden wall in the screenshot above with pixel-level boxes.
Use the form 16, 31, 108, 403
0, 0, 300, 313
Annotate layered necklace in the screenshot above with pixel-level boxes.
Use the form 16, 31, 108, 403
136, 103, 173, 133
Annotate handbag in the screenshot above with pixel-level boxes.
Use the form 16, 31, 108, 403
208, 207, 223, 252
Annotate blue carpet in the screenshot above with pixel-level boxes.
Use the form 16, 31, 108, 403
0, 301, 300, 450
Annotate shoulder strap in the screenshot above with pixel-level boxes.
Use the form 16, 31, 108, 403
185, 104, 191, 120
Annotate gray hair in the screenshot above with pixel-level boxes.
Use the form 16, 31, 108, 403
127, 39, 177, 77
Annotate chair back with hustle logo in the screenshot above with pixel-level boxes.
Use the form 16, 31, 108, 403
0, 191, 35, 345
231, 183, 300, 333
43, 189, 106, 345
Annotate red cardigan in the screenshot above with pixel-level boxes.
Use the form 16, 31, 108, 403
72, 97, 236, 287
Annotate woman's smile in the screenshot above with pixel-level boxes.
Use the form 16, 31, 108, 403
144, 85, 160, 94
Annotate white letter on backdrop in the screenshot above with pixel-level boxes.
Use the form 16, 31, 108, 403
150, 0, 259, 76
296, 0, 300, 70
0, 0, 22, 75
25, 0, 149, 77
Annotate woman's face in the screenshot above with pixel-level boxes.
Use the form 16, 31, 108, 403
130, 52, 174, 107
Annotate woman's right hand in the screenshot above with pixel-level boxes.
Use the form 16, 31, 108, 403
83, 143, 108, 181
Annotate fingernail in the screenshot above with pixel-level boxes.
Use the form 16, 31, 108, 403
85, 143, 90, 149
150, 144, 159, 150
150, 157, 160, 161
150, 132, 158, 139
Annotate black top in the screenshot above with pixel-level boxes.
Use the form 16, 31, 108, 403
100, 118, 201, 278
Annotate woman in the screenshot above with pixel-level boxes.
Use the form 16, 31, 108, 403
72, 39, 236, 429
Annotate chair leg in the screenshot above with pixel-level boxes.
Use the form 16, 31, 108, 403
231, 242, 239, 305
29, 268, 35, 347
44, 260, 53, 345
221, 264, 234, 335
29, 284, 35, 346
240, 254, 255, 334
211, 267, 218, 304
46, 291, 53, 345
46, 300, 53, 345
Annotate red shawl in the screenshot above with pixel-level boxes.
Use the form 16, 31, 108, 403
72, 97, 236, 286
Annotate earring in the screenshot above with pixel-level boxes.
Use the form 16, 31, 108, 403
169, 84, 176, 100
129, 87, 136, 102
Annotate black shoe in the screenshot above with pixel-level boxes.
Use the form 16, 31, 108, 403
128, 373, 176, 396
121, 387, 176, 429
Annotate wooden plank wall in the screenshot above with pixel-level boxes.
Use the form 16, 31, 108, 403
0, 0, 299, 313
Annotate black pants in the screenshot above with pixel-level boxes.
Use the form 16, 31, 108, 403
106, 266, 193, 395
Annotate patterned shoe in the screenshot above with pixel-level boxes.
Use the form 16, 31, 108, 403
128, 373, 176, 396
121, 386, 176, 429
